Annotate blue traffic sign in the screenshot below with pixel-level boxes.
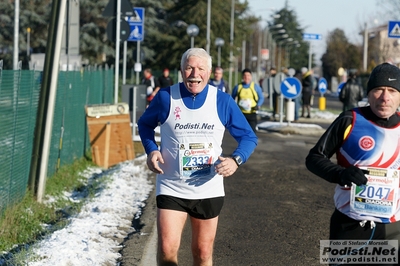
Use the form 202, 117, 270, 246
280, 77, 302, 99
303, 33, 322, 41
388, 21, 400, 39
318, 78, 328, 95
127, 7, 145, 42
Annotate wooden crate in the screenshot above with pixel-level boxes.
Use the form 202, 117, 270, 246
86, 103, 134, 168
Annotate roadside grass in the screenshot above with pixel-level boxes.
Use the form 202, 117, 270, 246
0, 156, 97, 264
0, 141, 146, 265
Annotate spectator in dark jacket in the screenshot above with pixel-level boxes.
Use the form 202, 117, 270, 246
301, 67, 313, 118
209, 67, 230, 93
262, 67, 280, 121
339, 71, 364, 112
142, 68, 160, 105
158, 68, 174, 89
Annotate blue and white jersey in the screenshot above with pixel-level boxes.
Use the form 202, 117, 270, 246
158, 84, 225, 199
137, 82, 258, 199
209, 79, 228, 92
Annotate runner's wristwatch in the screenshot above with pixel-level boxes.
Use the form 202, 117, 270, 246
232, 155, 243, 167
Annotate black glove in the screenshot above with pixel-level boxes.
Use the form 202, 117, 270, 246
338, 166, 368, 186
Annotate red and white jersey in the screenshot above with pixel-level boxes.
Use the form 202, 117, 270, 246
334, 108, 400, 223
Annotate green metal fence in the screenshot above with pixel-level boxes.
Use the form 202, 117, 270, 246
0, 66, 114, 213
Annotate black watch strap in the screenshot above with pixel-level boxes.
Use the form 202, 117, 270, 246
232, 155, 243, 166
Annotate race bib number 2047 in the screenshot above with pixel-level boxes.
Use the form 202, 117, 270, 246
350, 167, 400, 218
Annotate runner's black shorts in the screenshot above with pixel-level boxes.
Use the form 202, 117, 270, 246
329, 209, 385, 240
156, 195, 224, 220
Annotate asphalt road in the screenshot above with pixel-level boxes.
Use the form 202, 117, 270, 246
119, 94, 342, 266
178, 130, 337, 266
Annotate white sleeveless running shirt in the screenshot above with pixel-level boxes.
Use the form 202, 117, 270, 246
157, 84, 226, 199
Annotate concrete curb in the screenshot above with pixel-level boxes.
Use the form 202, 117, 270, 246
260, 125, 327, 136
139, 220, 157, 266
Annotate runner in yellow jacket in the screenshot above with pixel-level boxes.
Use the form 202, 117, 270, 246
232, 68, 264, 132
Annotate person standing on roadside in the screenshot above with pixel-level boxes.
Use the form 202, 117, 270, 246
142, 68, 161, 105
231, 68, 264, 132
209, 66, 230, 93
137, 48, 257, 266
339, 70, 364, 112
262, 67, 280, 121
306, 63, 400, 255
300, 67, 313, 118
158, 68, 174, 89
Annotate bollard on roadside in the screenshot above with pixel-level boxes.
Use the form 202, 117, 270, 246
317, 78, 328, 111
319, 96, 326, 111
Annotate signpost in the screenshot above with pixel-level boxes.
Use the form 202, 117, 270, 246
106, 18, 130, 42
102, 0, 134, 104
122, 8, 144, 85
388, 21, 400, 38
318, 77, 328, 110
127, 7, 145, 85
127, 7, 144, 42
280, 77, 302, 100
273, 72, 286, 94
318, 77, 328, 95
261, 49, 269, 60
273, 72, 286, 123
280, 77, 302, 124
302, 33, 322, 41
303, 33, 322, 70
102, 0, 134, 17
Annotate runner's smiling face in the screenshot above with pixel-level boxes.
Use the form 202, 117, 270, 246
242, 72, 252, 85
182, 56, 211, 95
368, 86, 400, 118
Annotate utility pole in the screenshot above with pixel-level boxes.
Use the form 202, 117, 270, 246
228, 0, 235, 90
363, 23, 368, 72
29, 0, 67, 202
13, 0, 20, 70
206, 0, 211, 53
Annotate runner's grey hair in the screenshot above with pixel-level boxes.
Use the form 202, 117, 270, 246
181, 48, 212, 71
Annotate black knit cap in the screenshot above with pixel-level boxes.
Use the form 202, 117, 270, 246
367, 63, 400, 94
